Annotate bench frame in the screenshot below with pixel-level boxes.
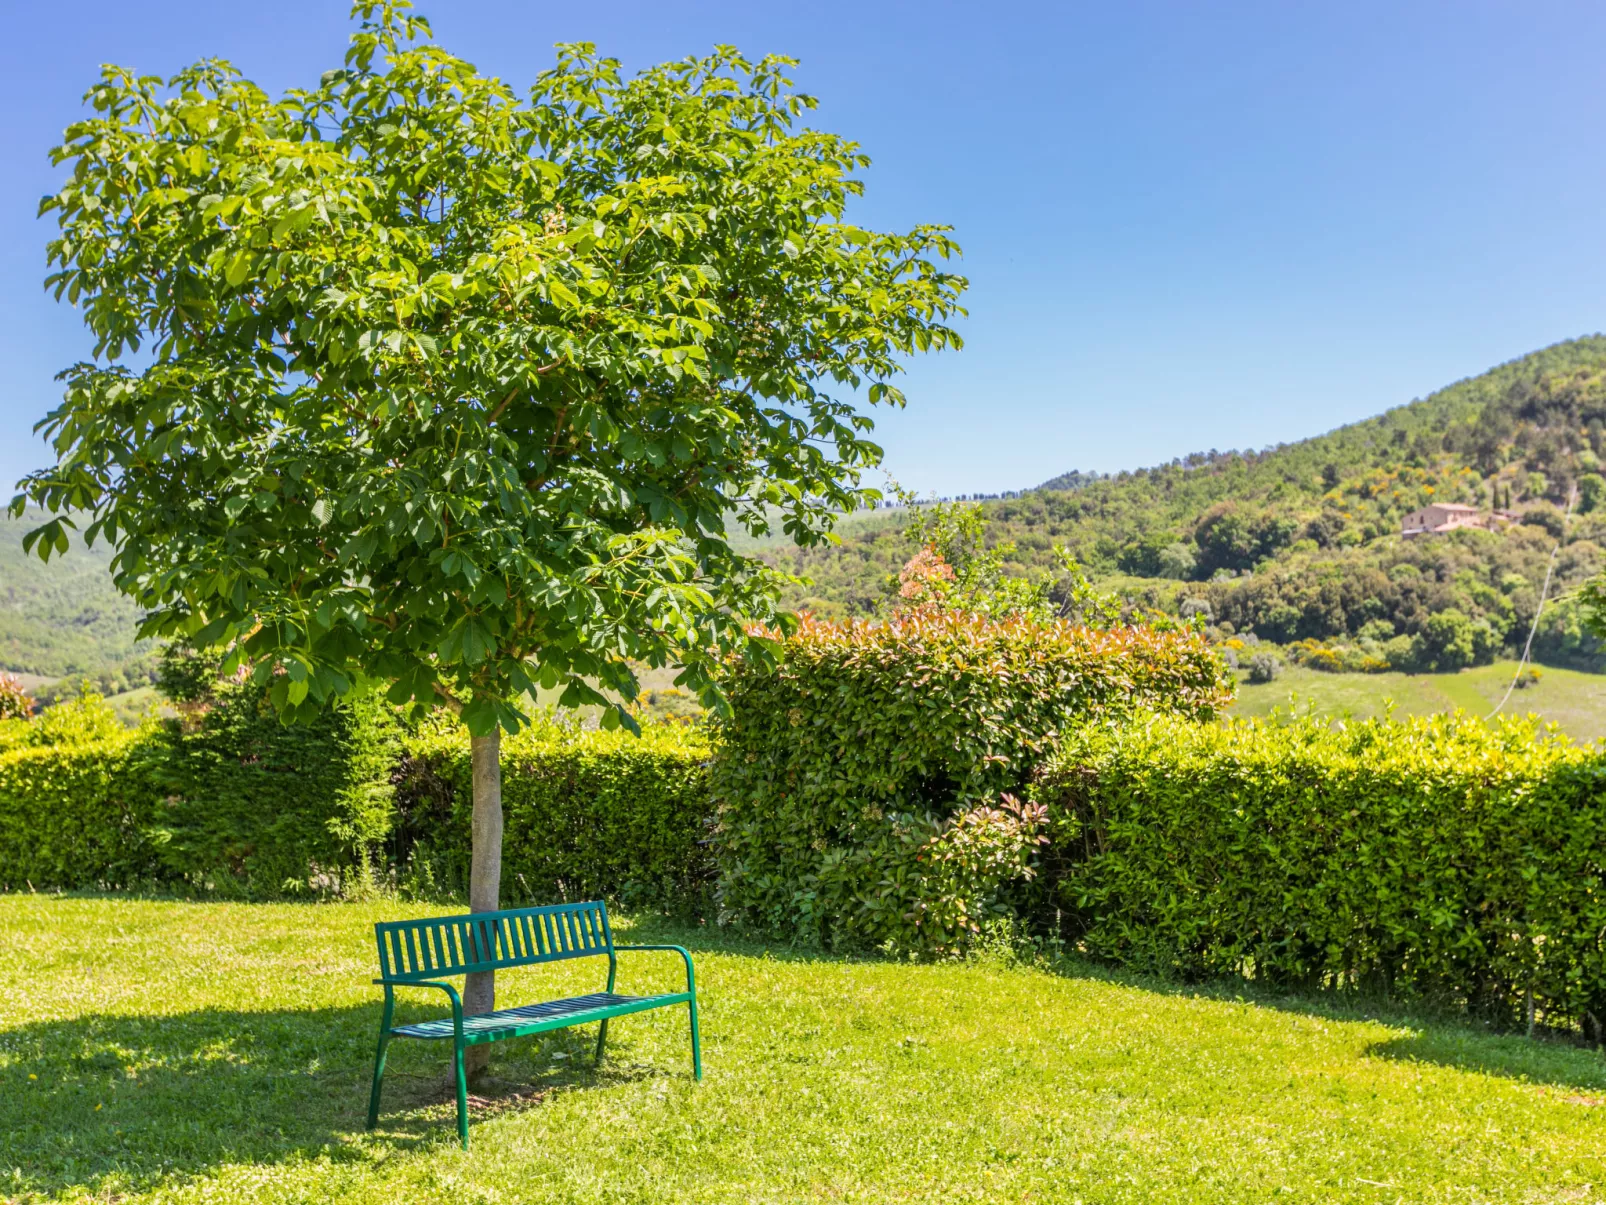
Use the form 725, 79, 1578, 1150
365, 901, 700, 1148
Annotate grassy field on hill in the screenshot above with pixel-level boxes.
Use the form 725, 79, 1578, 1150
1230, 660, 1606, 741
4, 895, 1604, 1204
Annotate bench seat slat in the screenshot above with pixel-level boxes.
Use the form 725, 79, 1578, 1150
388, 991, 691, 1045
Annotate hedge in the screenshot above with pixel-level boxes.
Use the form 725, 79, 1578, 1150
1035, 712, 1606, 1033
711, 610, 1233, 953
0, 688, 712, 905
394, 715, 714, 911
0, 733, 155, 890
0, 689, 400, 896
144, 688, 402, 893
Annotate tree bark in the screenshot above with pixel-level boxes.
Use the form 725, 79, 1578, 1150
463, 726, 502, 1081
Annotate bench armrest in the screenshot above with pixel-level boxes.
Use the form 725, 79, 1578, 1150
612, 944, 697, 998
373, 978, 465, 1038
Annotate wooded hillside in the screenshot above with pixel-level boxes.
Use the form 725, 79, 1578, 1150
761, 336, 1606, 668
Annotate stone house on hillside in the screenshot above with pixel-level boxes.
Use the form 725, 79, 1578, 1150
1401, 502, 1505, 537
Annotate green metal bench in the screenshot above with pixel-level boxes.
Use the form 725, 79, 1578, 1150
366, 900, 700, 1148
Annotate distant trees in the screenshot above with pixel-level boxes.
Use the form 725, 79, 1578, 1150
1403, 609, 1500, 672
1193, 505, 1299, 577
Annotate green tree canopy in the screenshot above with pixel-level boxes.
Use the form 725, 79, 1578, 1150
15, 2, 965, 1047
15, 2, 966, 736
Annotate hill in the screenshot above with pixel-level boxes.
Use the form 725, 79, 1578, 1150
0, 514, 158, 692
759, 336, 1606, 670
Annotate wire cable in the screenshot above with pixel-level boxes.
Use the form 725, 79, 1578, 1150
1486, 485, 1576, 720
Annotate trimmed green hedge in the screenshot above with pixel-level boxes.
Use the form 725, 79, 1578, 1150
0, 733, 155, 890
145, 689, 401, 893
394, 717, 714, 912
1036, 713, 1606, 1032
0, 690, 711, 906
711, 610, 1233, 953
0, 689, 400, 896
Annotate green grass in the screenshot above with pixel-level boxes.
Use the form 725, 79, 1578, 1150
3, 897, 1605, 1203
1230, 659, 1606, 741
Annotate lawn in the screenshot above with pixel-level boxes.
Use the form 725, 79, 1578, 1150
1230, 659, 1606, 741
2, 897, 1604, 1204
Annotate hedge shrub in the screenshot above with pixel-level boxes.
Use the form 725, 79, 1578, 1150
0, 733, 156, 891
144, 687, 402, 893
711, 610, 1233, 953
395, 715, 713, 912
1036, 712, 1606, 1032
0, 688, 401, 895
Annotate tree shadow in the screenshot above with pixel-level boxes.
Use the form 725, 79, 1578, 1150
1023, 951, 1606, 1093
642, 915, 1606, 1097
1365, 1030, 1606, 1095
1, 999, 660, 1201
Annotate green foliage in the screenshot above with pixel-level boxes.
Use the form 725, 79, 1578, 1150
1245, 651, 1280, 683
0, 513, 154, 682
29, 691, 127, 748
1036, 712, 1606, 1031
711, 610, 1233, 953
0, 685, 400, 895
1402, 607, 1501, 672
395, 714, 713, 911
143, 687, 403, 894
1579, 472, 1606, 513
15, 4, 965, 735
1193, 504, 1299, 576
0, 730, 152, 890
0, 673, 32, 721
895, 501, 1059, 620
155, 642, 228, 705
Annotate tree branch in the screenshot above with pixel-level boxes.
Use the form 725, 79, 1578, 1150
487, 362, 565, 425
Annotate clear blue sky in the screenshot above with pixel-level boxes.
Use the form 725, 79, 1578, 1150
3, 1, 1604, 497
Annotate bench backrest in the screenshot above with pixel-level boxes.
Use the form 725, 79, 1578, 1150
375, 901, 614, 984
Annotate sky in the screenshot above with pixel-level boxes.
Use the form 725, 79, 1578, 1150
3, 1, 1605, 498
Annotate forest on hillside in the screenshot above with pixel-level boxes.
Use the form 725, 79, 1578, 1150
0, 514, 158, 692
761, 336, 1606, 671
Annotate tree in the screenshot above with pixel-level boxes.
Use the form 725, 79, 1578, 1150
1578, 473, 1606, 513
14, 2, 964, 1069
1156, 542, 1196, 581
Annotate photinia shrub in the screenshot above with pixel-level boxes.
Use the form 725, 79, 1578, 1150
711, 609, 1233, 953
0, 674, 33, 721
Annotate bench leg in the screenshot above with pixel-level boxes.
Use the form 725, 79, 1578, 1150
688, 997, 702, 1081
594, 1018, 609, 1066
367, 995, 395, 1130
453, 1038, 469, 1150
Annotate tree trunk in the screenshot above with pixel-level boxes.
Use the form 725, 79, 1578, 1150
463, 727, 502, 1081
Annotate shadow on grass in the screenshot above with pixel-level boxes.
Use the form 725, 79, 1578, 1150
1364, 1030, 1606, 1095
0, 1000, 655, 1200
1035, 953, 1606, 1094
624, 916, 1606, 1095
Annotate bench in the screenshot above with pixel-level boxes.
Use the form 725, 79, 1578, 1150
366, 900, 700, 1148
